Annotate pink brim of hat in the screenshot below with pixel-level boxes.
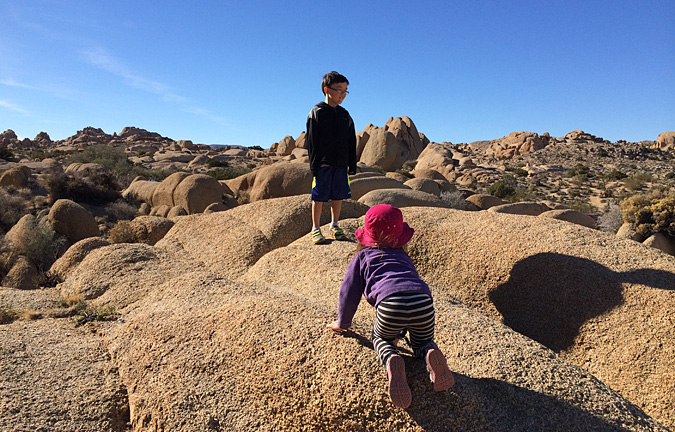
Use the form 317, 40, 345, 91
355, 222, 414, 248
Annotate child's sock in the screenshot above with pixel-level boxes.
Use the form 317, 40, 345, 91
330, 222, 339, 228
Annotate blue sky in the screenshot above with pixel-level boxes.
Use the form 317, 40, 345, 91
1, 0, 673, 147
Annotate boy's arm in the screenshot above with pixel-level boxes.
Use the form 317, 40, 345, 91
306, 109, 321, 175
347, 115, 357, 175
335, 253, 365, 329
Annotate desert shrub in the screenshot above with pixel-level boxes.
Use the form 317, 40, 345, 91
21, 310, 41, 320
665, 172, 675, 180
488, 174, 517, 199
571, 174, 589, 187
401, 160, 417, 172
0, 188, 32, 230
0, 307, 18, 324
105, 200, 139, 222
108, 220, 140, 244
604, 169, 628, 181
207, 159, 230, 168
597, 149, 609, 157
26, 149, 67, 161
510, 189, 538, 202
206, 166, 251, 181
620, 191, 675, 239
2, 217, 66, 272
68, 145, 132, 175
439, 190, 474, 210
394, 169, 413, 179
597, 203, 624, 234
0, 147, 14, 160
624, 172, 653, 191
567, 199, 597, 215
567, 188, 583, 198
506, 166, 528, 177
566, 164, 590, 177
45, 171, 121, 205
75, 304, 119, 327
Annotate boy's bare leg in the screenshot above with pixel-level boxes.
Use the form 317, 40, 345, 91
311, 200, 323, 229
330, 200, 342, 225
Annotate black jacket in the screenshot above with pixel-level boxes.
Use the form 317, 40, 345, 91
306, 102, 357, 175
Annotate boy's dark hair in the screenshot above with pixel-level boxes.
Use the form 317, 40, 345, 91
322, 71, 349, 95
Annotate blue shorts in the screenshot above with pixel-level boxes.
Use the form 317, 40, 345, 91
311, 166, 351, 202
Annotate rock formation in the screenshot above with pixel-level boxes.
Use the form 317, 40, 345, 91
358, 117, 428, 171
655, 131, 675, 151
2, 197, 670, 430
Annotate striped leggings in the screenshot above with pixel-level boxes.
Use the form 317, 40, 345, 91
372, 292, 438, 368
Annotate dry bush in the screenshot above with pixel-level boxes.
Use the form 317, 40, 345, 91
487, 174, 517, 199
105, 200, 139, 222
620, 190, 675, 239
2, 217, 66, 273
75, 304, 118, 327
0, 188, 32, 230
597, 203, 624, 234
44, 171, 121, 205
623, 172, 653, 191
0, 307, 18, 324
108, 220, 141, 244
20, 309, 41, 320
440, 190, 475, 210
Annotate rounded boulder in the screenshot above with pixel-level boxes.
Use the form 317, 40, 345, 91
47, 199, 100, 243
173, 174, 223, 214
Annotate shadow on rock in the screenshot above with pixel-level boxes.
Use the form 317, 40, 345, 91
489, 253, 675, 352
407, 373, 656, 432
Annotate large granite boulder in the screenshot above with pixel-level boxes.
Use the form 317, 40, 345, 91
122, 178, 160, 206
0, 165, 31, 189
358, 188, 450, 208
247, 162, 313, 202
655, 131, 675, 151
358, 117, 428, 172
539, 209, 597, 229
47, 199, 100, 243
151, 172, 191, 208
466, 193, 504, 210
126, 216, 175, 245
173, 174, 223, 214
48, 237, 110, 282
1, 256, 39, 290
404, 177, 441, 197
413, 142, 457, 179
488, 202, 550, 216
348, 176, 408, 201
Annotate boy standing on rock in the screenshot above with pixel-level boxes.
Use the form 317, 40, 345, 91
306, 71, 357, 244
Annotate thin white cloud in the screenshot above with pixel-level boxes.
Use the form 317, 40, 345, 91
0, 79, 37, 90
0, 99, 28, 115
81, 47, 233, 127
82, 47, 177, 99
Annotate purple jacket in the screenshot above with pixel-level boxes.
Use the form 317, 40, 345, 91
336, 247, 432, 329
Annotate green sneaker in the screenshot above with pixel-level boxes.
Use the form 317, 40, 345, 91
311, 229, 326, 244
330, 225, 347, 240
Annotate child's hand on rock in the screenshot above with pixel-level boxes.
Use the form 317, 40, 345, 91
327, 321, 347, 333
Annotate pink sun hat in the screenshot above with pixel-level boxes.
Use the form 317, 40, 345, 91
355, 204, 415, 248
